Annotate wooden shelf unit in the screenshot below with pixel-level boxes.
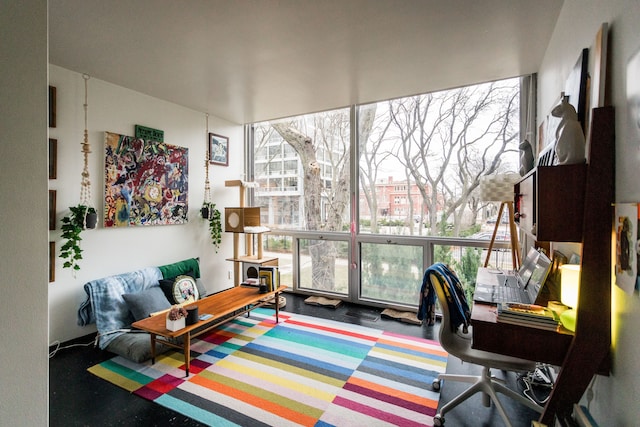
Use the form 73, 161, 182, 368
224, 180, 278, 286
532, 107, 614, 424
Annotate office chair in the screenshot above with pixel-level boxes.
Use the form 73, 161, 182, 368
426, 264, 543, 427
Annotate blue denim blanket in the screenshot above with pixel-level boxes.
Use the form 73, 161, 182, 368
77, 266, 163, 349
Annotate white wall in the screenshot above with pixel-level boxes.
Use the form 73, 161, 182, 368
48, 65, 243, 344
538, 1, 640, 425
0, 0, 48, 424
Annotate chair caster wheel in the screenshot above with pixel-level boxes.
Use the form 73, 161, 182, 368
432, 378, 441, 391
433, 414, 444, 426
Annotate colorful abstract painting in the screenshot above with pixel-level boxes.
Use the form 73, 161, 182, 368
104, 131, 188, 227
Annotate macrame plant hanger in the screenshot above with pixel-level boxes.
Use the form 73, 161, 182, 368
80, 74, 96, 228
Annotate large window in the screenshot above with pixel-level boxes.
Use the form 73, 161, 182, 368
253, 108, 351, 232
358, 79, 520, 238
249, 77, 522, 306
252, 109, 351, 294
360, 242, 423, 305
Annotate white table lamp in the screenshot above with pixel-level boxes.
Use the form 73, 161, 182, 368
479, 173, 520, 202
559, 264, 581, 331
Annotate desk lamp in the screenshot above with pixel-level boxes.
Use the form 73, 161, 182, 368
559, 264, 581, 331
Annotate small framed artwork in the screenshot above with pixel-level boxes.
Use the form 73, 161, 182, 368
49, 86, 57, 128
209, 132, 229, 166
49, 138, 57, 179
49, 241, 55, 283
49, 190, 56, 230
614, 203, 640, 296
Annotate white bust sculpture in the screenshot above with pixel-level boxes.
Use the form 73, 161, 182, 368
552, 97, 585, 165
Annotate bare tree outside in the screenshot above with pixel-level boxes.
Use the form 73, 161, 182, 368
256, 109, 351, 290
358, 104, 390, 234
375, 79, 520, 237
252, 77, 521, 295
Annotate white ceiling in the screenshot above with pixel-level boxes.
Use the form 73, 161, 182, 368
49, 0, 563, 124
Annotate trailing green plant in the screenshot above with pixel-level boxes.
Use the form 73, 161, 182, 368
201, 202, 222, 252
60, 204, 96, 271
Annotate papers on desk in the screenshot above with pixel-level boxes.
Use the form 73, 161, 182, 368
496, 303, 560, 331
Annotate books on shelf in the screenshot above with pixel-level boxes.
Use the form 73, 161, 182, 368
258, 265, 279, 292
496, 302, 560, 331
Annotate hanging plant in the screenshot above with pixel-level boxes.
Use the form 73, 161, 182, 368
60, 75, 97, 273
60, 204, 97, 271
201, 201, 222, 252
200, 114, 223, 252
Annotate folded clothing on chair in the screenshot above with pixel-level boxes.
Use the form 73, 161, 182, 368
419, 263, 471, 331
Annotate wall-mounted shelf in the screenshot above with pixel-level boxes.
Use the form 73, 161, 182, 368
515, 163, 587, 242
537, 106, 614, 424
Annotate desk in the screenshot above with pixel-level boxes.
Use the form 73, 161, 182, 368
471, 268, 573, 366
472, 108, 613, 424
133, 285, 286, 376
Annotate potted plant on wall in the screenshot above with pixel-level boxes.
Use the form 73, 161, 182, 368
201, 201, 222, 252
60, 204, 97, 271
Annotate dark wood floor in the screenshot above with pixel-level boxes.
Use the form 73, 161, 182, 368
49, 292, 539, 426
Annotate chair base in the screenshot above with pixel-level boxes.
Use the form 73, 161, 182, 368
433, 366, 542, 427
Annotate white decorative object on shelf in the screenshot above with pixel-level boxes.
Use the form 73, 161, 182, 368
166, 317, 185, 332
552, 97, 585, 165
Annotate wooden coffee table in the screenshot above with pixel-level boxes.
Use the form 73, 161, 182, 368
132, 285, 286, 376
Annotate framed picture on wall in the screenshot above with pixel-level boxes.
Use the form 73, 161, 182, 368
49, 138, 57, 179
614, 203, 639, 295
209, 132, 229, 166
49, 241, 55, 283
49, 190, 56, 230
49, 86, 57, 128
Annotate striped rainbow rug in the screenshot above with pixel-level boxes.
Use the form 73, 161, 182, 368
89, 308, 447, 426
